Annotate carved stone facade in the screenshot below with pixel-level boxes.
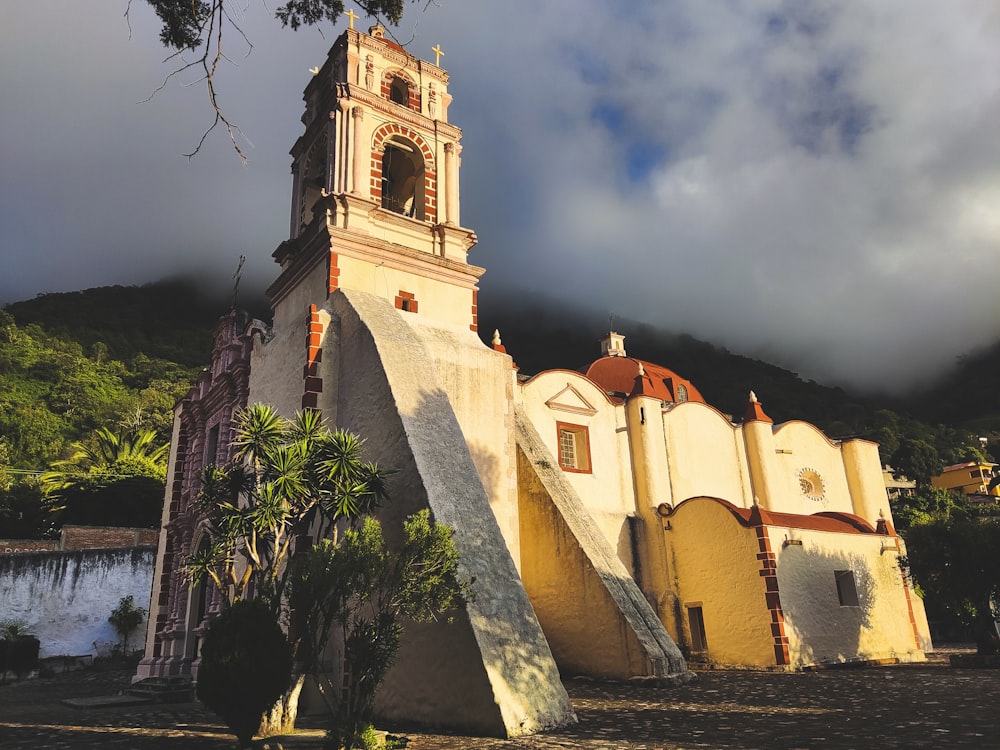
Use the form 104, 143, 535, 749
135, 310, 268, 681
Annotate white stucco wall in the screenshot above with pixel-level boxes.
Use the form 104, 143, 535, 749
248, 261, 330, 420
337, 254, 475, 329
663, 404, 751, 507
772, 422, 856, 516
329, 288, 577, 736
665, 499, 776, 667
771, 527, 924, 667
518, 371, 634, 556
405, 314, 521, 564
1, 548, 155, 658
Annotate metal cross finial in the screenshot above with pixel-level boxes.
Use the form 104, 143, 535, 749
346, 9, 359, 29
231, 255, 246, 309
432, 44, 444, 66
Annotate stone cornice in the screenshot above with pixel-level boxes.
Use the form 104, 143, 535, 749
268, 218, 483, 306
352, 83, 461, 138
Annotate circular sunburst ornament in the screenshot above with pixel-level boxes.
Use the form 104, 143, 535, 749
798, 468, 826, 502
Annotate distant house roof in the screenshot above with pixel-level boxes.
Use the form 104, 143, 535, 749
940, 461, 997, 472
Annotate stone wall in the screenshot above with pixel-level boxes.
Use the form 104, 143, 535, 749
0, 525, 158, 554
0, 548, 155, 658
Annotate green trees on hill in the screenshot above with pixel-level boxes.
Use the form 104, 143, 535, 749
0, 308, 194, 471
40, 426, 170, 529
899, 495, 1000, 654
0, 297, 195, 537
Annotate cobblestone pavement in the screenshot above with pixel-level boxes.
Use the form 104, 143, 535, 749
1, 650, 998, 749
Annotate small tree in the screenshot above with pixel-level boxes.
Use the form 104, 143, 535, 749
290, 510, 471, 749
189, 404, 389, 617
0, 620, 40, 678
108, 595, 147, 656
188, 403, 389, 735
902, 515, 1000, 653
197, 599, 293, 748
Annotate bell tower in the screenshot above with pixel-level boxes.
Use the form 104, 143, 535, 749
268, 23, 481, 331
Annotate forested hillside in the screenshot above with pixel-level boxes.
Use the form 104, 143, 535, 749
3, 279, 994, 471
0, 280, 994, 541
0, 281, 220, 471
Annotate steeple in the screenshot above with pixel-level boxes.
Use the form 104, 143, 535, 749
600, 331, 627, 357
268, 24, 482, 331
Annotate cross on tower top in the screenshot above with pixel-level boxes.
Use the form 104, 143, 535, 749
346, 9, 358, 29
432, 44, 444, 66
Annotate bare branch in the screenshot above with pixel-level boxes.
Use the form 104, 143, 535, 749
142, 0, 432, 162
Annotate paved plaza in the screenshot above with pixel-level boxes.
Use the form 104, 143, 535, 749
1, 649, 997, 749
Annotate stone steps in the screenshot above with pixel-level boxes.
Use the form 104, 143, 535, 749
127, 675, 196, 703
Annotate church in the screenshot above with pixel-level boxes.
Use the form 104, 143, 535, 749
136, 24, 930, 738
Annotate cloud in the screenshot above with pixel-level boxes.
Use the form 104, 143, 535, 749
1, 1, 998, 393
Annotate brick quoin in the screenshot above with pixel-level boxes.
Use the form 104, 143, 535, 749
470, 289, 479, 332
899, 568, 924, 649
754, 526, 790, 666
328, 252, 340, 294
303, 305, 324, 411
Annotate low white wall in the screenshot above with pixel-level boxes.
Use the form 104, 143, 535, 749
0, 548, 155, 658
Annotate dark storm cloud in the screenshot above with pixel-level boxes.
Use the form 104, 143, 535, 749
2, 1, 998, 392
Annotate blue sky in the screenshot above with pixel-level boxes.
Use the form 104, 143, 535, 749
2, 1, 999, 392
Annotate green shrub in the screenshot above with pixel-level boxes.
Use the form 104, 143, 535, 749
196, 600, 293, 749
0, 620, 40, 677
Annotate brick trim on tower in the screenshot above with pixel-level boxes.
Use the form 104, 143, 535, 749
470, 289, 478, 332
381, 69, 421, 112
370, 123, 437, 223
328, 252, 340, 295
303, 305, 324, 410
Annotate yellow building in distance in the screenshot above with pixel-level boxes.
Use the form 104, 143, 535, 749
931, 461, 999, 500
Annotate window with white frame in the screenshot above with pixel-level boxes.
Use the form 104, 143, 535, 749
556, 422, 591, 473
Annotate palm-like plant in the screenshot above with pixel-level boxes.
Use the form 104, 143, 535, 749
42, 425, 168, 492
189, 404, 391, 618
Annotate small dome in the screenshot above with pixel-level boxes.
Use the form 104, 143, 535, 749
582, 356, 704, 404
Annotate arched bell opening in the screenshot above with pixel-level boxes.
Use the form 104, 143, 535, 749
380, 138, 425, 220
389, 77, 410, 106
299, 140, 328, 229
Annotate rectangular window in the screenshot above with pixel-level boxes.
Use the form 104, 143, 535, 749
835, 570, 860, 607
205, 424, 220, 466
687, 605, 708, 652
556, 422, 591, 473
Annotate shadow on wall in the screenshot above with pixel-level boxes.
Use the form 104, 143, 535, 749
467, 440, 501, 510
341, 384, 575, 735
776, 545, 877, 667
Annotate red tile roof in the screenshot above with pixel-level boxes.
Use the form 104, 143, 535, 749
581, 357, 704, 404
671, 496, 877, 535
